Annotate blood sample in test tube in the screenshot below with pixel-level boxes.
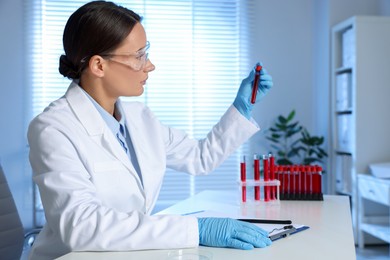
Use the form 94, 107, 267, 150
317, 165, 323, 195
240, 155, 246, 202
294, 165, 299, 200
314, 165, 323, 199
254, 154, 260, 201
250, 65, 262, 104
304, 166, 311, 199
311, 165, 317, 195
269, 154, 275, 200
263, 155, 269, 201
303, 166, 307, 198
298, 165, 303, 199
290, 165, 296, 200
310, 166, 315, 199
285, 166, 290, 199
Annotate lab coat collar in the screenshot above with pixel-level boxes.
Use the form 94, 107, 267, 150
65, 81, 105, 136
65, 82, 145, 194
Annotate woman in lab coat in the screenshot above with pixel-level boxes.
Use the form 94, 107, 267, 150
28, 1, 273, 259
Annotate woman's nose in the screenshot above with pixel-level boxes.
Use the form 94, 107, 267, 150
144, 59, 155, 72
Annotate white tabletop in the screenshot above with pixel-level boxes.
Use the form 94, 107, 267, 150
57, 190, 356, 260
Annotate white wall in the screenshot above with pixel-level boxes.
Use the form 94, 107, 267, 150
1, 0, 390, 230
250, 0, 315, 156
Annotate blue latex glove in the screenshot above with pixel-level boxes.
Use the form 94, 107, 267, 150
198, 217, 272, 250
233, 62, 273, 119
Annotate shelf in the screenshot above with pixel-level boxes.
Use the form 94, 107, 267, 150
335, 150, 352, 156
335, 67, 352, 74
358, 174, 390, 247
361, 222, 390, 243
336, 110, 352, 115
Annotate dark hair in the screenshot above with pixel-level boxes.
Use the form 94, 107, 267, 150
59, 1, 141, 79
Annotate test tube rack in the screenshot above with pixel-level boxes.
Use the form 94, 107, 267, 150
239, 154, 280, 205
238, 179, 281, 205
239, 154, 323, 203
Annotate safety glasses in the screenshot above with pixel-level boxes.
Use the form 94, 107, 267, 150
80, 41, 150, 72
101, 41, 150, 71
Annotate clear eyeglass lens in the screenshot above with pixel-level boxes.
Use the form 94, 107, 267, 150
131, 52, 149, 71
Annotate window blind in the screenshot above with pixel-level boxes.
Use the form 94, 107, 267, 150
25, 0, 255, 212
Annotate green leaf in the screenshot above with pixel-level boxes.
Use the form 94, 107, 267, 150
266, 137, 279, 143
287, 121, 299, 130
318, 147, 328, 157
275, 123, 287, 131
286, 128, 301, 138
278, 115, 287, 124
291, 139, 301, 147
287, 150, 299, 158
287, 110, 295, 122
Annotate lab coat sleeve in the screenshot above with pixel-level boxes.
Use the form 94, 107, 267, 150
164, 105, 259, 174
28, 114, 199, 254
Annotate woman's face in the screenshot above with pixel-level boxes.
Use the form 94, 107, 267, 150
102, 22, 155, 98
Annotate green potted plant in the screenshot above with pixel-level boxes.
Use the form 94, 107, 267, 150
266, 110, 328, 166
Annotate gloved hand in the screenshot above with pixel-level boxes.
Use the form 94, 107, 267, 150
198, 217, 272, 250
233, 62, 273, 119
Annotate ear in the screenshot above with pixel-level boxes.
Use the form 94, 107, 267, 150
88, 55, 106, 77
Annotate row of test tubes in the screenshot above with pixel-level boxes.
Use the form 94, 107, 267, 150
239, 154, 323, 203
276, 164, 323, 200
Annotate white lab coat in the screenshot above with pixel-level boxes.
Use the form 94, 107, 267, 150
27, 81, 259, 259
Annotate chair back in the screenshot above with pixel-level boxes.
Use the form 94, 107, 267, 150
0, 163, 24, 260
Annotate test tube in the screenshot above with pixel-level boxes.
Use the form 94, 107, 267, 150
269, 154, 275, 200
317, 166, 323, 195
283, 166, 289, 199
240, 155, 246, 202
297, 165, 303, 200
263, 155, 270, 201
250, 65, 262, 104
305, 165, 311, 199
302, 166, 307, 199
254, 154, 260, 201
286, 165, 292, 199
294, 165, 299, 200
310, 166, 315, 199
313, 165, 323, 199
289, 165, 296, 199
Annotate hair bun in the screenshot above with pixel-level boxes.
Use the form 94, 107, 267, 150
59, 54, 80, 79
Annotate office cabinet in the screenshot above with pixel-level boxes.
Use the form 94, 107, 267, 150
357, 174, 390, 248
330, 16, 390, 242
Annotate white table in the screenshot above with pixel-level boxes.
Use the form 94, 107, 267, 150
57, 190, 356, 260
